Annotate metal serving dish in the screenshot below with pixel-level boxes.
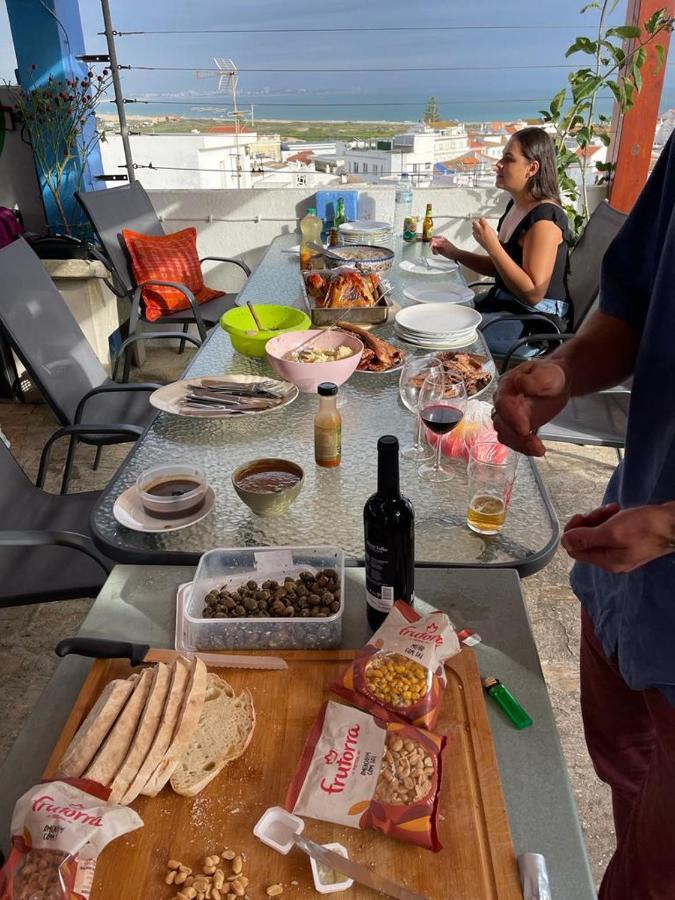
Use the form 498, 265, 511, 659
300, 267, 394, 327
321, 243, 395, 273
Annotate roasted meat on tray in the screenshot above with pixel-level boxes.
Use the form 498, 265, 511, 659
336, 321, 406, 372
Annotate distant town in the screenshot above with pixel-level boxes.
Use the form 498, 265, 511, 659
97, 110, 675, 192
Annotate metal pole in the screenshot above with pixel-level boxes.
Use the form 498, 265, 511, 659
100, 0, 135, 182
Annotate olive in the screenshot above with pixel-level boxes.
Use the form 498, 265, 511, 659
316, 576, 328, 588
319, 606, 331, 616
244, 597, 257, 612
295, 584, 307, 597
300, 608, 310, 617
271, 599, 286, 616
268, 580, 279, 590
256, 590, 270, 601
224, 597, 236, 610
285, 606, 295, 617
299, 571, 313, 582
234, 604, 246, 617
274, 587, 287, 601
308, 593, 321, 607
330, 600, 341, 613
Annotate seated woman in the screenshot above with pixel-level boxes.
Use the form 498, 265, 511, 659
430, 126, 571, 354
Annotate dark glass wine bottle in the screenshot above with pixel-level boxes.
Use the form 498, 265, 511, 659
364, 435, 415, 629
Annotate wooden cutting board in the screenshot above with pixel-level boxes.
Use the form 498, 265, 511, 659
44, 649, 521, 900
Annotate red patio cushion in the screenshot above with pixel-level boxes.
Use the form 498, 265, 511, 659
122, 227, 224, 322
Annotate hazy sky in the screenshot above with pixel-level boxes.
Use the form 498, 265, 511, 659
1, 0, 674, 117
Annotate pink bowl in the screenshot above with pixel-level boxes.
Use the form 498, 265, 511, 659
265, 329, 364, 393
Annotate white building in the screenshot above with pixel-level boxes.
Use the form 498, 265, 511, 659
100, 130, 259, 189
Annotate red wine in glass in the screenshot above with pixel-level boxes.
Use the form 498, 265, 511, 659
420, 403, 464, 435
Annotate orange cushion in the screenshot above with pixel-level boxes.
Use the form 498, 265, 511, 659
122, 227, 225, 322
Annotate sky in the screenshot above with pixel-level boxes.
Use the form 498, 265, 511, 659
1, 0, 674, 121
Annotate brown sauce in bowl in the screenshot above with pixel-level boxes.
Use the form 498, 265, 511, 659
141, 476, 205, 519
236, 469, 301, 494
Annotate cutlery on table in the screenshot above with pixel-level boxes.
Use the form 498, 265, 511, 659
55, 637, 289, 671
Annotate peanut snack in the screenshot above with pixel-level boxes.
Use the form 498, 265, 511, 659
331, 601, 460, 729
286, 701, 447, 852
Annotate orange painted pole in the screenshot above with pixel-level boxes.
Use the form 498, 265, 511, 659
607, 0, 673, 212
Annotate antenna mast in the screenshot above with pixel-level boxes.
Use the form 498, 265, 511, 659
196, 57, 244, 188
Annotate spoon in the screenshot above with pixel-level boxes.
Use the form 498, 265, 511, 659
246, 301, 265, 336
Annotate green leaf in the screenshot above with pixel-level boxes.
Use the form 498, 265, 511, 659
633, 64, 643, 93
633, 47, 647, 69
580, 1, 600, 11
565, 37, 598, 57
599, 132, 611, 147
655, 44, 666, 71
606, 25, 641, 40
607, 80, 623, 104
645, 10, 666, 34
550, 88, 566, 118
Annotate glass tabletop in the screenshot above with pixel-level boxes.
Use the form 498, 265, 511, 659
91, 234, 559, 573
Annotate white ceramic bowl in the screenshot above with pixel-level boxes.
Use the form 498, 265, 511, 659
265, 330, 364, 393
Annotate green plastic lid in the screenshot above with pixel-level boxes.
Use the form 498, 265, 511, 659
306, 207, 317, 215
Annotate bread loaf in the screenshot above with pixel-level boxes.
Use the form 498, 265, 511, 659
170, 673, 256, 798
141, 656, 207, 797
56, 674, 139, 778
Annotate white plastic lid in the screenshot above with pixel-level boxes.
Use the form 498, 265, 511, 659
253, 806, 305, 856
310, 842, 354, 894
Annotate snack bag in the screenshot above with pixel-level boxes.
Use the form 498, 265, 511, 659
286, 701, 447, 851
0, 779, 143, 899
331, 602, 460, 729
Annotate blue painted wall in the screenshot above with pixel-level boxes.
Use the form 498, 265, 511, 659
6, 0, 104, 236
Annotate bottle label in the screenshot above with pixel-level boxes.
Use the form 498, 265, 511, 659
365, 539, 396, 612
315, 422, 342, 464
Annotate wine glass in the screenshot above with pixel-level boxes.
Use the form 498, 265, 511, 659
418, 371, 468, 482
398, 354, 444, 461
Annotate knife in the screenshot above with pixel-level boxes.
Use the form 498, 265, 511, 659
293, 835, 428, 900
55, 637, 288, 670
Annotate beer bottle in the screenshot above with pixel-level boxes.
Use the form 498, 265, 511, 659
422, 203, 434, 242
333, 197, 347, 232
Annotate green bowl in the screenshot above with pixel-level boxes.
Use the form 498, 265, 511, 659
220, 305, 311, 358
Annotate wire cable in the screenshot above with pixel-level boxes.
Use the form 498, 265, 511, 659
107, 96, 613, 108
108, 24, 598, 35
128, 63, 584, 73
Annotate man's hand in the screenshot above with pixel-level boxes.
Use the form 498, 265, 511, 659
472, 218, 500, 253
430, 236, 459, 260
562, 504, 675, 573
492, 360, 570, 456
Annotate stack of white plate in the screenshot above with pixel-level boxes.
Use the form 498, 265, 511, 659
339, 220, 392, 245
394, 303, 483, 349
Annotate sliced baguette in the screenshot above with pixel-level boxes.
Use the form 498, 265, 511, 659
56, 674, 139, 778
108, 662, 171, 804
170, 673, 256, 798
85, 666, 154, 787
122, 658, 190, 804
141, 656, 207, 797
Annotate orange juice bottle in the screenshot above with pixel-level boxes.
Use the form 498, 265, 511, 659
314, 382, 342, 467
299, 206, 323, 271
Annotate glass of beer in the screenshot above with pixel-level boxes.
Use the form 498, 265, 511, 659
467, 442, 518, 535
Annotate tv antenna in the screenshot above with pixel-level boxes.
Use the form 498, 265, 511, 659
195, 57, 246, 188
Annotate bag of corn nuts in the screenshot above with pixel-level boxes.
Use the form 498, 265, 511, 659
0, 779, 143, 900
331, 601, 460, 729
286, 700, 447, 851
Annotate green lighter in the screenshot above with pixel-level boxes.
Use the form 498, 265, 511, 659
482, 675, 533, 730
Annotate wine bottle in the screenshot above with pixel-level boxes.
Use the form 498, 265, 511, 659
364, 435, 415, 629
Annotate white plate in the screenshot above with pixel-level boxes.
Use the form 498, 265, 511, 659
399, 259, 459, 276
394, 327, 479, 350
339, 220, 391, 234
113, 485, 216, 533
282, 244, 302, 255
403, 285, 475, 305
395, 303, 482, 335
149, 374, 299, 419
395, 321, 478, 338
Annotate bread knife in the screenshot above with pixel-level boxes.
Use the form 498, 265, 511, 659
293, 835, 428, 900
55, 637, 288, 670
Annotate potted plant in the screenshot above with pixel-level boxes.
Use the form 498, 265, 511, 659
9, 62, 113, 251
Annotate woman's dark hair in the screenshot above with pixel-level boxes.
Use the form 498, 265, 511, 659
512, 127, 562, 205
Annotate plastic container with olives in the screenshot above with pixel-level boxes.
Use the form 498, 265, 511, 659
183, 545, 344, 650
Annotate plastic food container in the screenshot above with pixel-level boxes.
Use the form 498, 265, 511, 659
135, 463, 208, 519
310, 843, 354, 893
184, 545, 345, 650
220, 304, 311, 358
253, 806, 305, 855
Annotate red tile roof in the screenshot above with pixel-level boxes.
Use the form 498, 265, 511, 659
286, 150, 314, 163
206, 125, 253, 134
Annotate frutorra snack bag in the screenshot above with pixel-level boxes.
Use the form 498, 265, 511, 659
331, 601, 460, 729
0, 779, 143, 900
286, 701, 447, 851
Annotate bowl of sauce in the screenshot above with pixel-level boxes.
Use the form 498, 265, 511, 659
136, 463, 208, 519
232, 458, 304, 518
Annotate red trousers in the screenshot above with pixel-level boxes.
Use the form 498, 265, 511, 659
580, 608, 675, 899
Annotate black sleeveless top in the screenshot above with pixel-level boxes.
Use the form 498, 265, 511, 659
493, 201, 571, 302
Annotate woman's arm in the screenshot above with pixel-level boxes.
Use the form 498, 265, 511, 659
473, 218, 562, 305
430, 236, 497, 277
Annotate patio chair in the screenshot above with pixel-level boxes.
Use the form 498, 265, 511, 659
76, 181, 251, 380
0, 238, 192, 492
477, 200, 628, 364
0, 438, 112, 607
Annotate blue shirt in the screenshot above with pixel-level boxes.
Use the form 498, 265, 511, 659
570, 132, 675, 702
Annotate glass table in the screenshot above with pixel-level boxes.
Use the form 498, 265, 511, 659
91, 234, 559, 573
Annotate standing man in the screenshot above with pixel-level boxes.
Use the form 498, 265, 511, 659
492, 131, 675, 899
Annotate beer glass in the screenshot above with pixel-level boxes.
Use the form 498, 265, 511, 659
467, 442, 518, 535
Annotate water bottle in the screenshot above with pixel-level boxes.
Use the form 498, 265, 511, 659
394, 173, 413, 242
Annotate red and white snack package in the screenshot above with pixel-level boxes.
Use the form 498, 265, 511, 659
286, 701, 447, 851
0, 779, 143, 900
331, 601, 460, 729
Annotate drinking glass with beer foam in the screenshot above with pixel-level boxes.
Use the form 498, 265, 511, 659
467, 441, 518, 535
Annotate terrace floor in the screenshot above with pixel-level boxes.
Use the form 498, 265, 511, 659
0, 342, 616, 886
